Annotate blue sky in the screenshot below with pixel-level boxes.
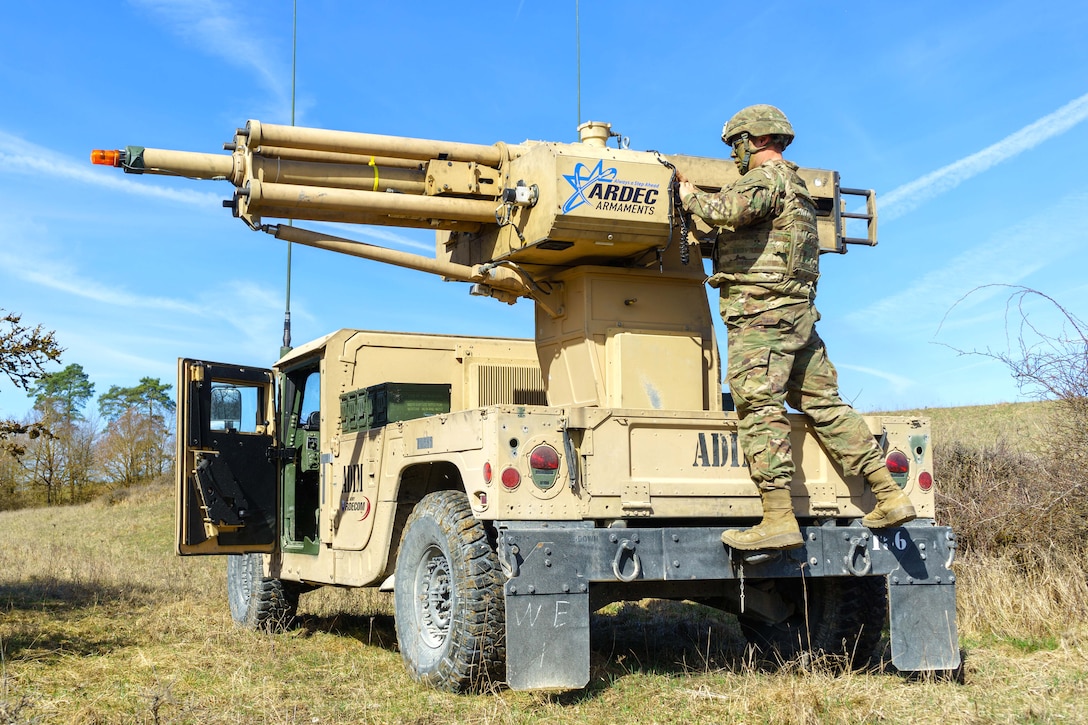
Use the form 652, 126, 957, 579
2, 0, 1087, 420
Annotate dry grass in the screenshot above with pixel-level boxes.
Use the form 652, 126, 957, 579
956, 549, 1088, 649
3, 404, 1088, 723
891, 400, 1088, 556
886, 400, 1058, 452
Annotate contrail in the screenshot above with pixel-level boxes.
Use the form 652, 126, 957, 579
881, 91, 1088, 221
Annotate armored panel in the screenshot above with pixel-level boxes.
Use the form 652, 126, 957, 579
497, 144, 673, 264
434, 142, 675, 268
535, 266, 716, 409
607, 329, 704, 409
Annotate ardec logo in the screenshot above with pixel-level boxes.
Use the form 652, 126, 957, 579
562, 160, 659, 214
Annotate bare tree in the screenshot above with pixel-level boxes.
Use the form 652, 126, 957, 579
0, 310, 63, 459
938, 285, 1088, 551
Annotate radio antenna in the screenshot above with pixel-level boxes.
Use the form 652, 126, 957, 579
281, 0, 298, 357
576, 0, 582, 130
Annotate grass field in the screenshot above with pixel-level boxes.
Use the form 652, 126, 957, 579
886, 400, 1058, 453
2, 405, 1087, 724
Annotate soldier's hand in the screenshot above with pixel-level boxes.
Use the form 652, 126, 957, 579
677, 179, 696, 199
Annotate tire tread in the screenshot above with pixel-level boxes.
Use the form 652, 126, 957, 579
394, 490, 505, 692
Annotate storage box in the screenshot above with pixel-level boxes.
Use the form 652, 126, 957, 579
340, 383, 451, 433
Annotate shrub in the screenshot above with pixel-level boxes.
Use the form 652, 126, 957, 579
935, 440, 1044, 556
937, 287, 1088, 559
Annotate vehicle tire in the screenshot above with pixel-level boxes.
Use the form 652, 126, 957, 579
394, 490, 505, 692
739, 576, 886, 669
227, 553, 300, 631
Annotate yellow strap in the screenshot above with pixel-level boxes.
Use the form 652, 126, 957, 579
369, 156, 379, 191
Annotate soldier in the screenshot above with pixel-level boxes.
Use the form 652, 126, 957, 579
677, 104, 916, 550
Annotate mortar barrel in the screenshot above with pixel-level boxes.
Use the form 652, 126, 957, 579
247, 120, 505, 167
249, 156, 427, 195
271, 225, 530, 296
255, 145, 425, 170
139, 148, 237, 180
246, 205, 482, 232
247, 180, 498, 224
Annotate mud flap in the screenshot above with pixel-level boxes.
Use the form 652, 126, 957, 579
888, 582, 960, 671
505, 592, 590, 690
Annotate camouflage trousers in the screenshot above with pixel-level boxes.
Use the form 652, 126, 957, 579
724, 300, 884, 492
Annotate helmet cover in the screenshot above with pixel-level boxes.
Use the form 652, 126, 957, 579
721, 104, 795, 146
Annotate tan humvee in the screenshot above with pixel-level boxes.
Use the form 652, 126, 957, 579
96, 120, 958, 691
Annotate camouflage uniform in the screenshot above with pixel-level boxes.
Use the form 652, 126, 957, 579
682, 159, 886, 493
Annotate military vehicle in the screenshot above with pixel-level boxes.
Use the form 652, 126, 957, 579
92, 119, 959, 691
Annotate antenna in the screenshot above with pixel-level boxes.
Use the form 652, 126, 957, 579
576, 0, 581, 130
281, 0, 297, 357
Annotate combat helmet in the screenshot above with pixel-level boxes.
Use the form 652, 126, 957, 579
721, 104, 794, 174
721, 104, 795, 146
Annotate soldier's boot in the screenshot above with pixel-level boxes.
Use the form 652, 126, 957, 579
721, 488, 804, 550
861, 467, 917, 528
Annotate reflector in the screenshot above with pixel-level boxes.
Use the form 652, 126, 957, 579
500, 466, 521, 489
90, 149, 121, 166
918, 471, 933, 491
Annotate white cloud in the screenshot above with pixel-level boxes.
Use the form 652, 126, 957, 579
836, 363, 915, 395
12, 258, 203, 315
881, 91, 1088, 221
0, 229, 287, 344
0, 193, 282, 338
316, 222, 435, 253
129, 0, 290, 112
0, 131, 221, 206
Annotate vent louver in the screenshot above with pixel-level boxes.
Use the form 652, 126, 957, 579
476, 364, 546, 406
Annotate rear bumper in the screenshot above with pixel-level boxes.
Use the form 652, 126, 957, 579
498, 519, 959, 689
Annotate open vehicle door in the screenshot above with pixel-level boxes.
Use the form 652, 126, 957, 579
176, 359, 278, 555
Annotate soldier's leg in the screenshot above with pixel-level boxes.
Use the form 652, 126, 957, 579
784, 309, 883, 478
721, 315, 802, 550
727, 315, 796, 488
785, 306, 915, 527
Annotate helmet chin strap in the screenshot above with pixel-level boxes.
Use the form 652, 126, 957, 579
732, 133, 772, 175
733, 132, 753, 175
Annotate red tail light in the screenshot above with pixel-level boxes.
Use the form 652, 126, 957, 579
529, 444, 560, 490
886, 450, 910, 474
530, 445, 560, 471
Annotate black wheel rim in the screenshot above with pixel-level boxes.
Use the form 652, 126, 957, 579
415, 543, 453, 648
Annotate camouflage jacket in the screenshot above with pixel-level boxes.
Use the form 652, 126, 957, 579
681, 159, 818, 321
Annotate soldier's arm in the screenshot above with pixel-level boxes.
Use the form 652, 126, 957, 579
681, 174, 776, 230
